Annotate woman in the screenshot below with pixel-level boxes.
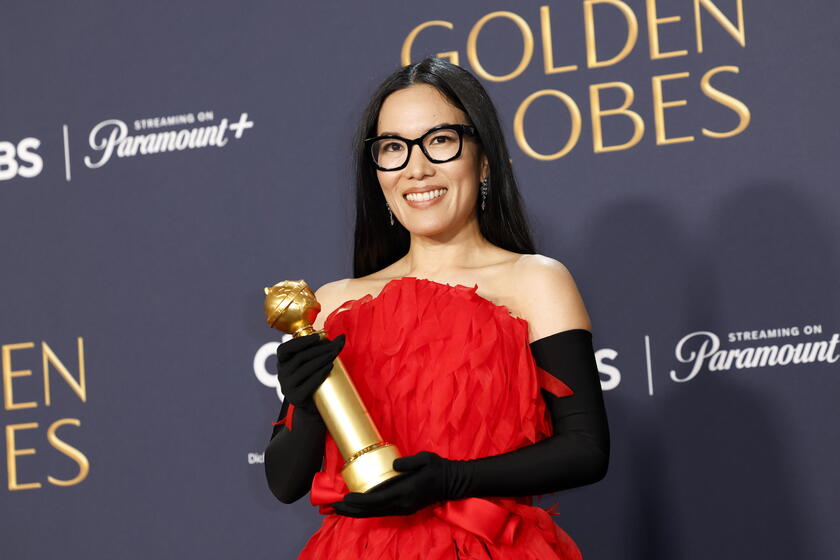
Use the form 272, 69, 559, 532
265, 57, 609, 559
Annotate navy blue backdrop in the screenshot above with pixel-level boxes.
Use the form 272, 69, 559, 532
1, 1, 838, 558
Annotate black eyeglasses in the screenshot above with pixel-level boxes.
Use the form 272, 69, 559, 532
364, 124, 477, 171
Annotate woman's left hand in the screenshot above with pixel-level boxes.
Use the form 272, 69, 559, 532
331, 451, 456, 517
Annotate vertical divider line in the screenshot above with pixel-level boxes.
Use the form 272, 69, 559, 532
63, 125, 71, 181
645, 335, 654, 396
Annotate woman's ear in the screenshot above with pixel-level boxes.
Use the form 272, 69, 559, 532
480, 154, 489, 182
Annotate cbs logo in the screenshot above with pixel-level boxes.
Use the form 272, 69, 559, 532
0, 137, 43, 181
253, 336, 292, 402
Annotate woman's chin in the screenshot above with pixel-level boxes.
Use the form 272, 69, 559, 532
402, 217, 469, 238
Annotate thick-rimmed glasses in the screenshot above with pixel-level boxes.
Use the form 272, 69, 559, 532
364, 124, 477, 171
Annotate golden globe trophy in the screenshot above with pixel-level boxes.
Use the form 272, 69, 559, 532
264, 279, 402, 493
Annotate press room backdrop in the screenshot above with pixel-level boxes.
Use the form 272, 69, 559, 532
1, 1, 838, 558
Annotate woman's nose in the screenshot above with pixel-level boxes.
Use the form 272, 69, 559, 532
403, 143, 434, 179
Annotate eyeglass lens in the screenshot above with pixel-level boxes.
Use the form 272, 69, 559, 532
371, 127, 461, 170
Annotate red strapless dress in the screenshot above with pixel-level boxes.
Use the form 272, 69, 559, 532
296, 276, 582, 559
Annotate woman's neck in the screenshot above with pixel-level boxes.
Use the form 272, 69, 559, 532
398, 215, 495, 277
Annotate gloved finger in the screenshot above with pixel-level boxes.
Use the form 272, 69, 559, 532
328, 333, 346, 353
280, 334, 344, 373
341, 480, 408, 507
284, 350, 337, 384
286, 364, 331, 402
277, 340, 344, 380
331, 501, 385, 518
341, 492, 368, 503
323, 334, 346, 360
294, 333, 345, 363
393, 452, 434, 472
276, 333, 322, 362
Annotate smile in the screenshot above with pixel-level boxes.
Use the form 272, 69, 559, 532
404, 188, 448, 207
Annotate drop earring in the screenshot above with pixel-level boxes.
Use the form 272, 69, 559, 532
386, 202, 394, 226
480, 178, 489, 211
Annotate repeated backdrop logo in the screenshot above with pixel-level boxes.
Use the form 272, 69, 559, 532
2, 338, 89, 492
402, 0, 750, 160
0, 110, 254, 182
650, 323, 838, 396
2, 111, 256, 490
253, 326, 839, 397
252, 321, 839, 464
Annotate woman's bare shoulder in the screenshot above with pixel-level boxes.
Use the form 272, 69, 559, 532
511, 253, 593, 341
312, 278, 354, 331
312, 274, 391, 331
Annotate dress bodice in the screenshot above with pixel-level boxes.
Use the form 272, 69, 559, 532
321, 276, 552, 460
297, 276, 581, 560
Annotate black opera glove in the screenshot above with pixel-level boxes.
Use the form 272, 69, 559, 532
331, 451, 460, 518
265, 333, 345, 504
460, 328, 610, 498
269, 332, 342, 441
275, 332, 346, 413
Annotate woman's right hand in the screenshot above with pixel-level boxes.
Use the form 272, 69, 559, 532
276, 333, 346, 411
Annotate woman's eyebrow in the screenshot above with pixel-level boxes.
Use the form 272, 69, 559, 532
378, 123, 458, 136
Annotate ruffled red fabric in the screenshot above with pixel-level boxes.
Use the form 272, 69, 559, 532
297, 276, 582, 560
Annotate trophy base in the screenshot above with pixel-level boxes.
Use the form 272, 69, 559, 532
341, 443, 402, 493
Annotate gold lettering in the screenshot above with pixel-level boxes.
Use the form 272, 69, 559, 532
47, 418, 90, 487
467, 11, 534, 82
540, 6, 578, 74
2, 342, 37, 410
646, 0, 689, 59
513, 90, 582, 160
651, 72, 695, 145
42, 337, 86, 406
589, 82, 645, 153
401, 20, 458, 66
694, 0, 745, 53
584, 0, 639, 68
701, 65, 750, 138
5, 422, 42, 491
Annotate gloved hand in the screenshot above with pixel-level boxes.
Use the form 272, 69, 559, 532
331, 451, 464, 517
276, 332, 346, 412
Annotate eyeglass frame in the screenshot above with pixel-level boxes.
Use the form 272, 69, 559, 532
364, 124, 478, 171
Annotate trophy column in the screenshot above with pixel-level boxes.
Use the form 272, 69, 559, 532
264, 280, 402, 493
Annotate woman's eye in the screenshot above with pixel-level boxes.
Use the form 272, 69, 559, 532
430, 134, 452, 144
383, 142, 404, 152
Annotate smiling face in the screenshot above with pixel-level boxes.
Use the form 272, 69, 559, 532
375, 84, 487, 237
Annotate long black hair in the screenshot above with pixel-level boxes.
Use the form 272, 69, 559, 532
352, 57, 536, 278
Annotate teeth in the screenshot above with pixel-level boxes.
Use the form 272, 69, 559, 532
405, 188, 447, 202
